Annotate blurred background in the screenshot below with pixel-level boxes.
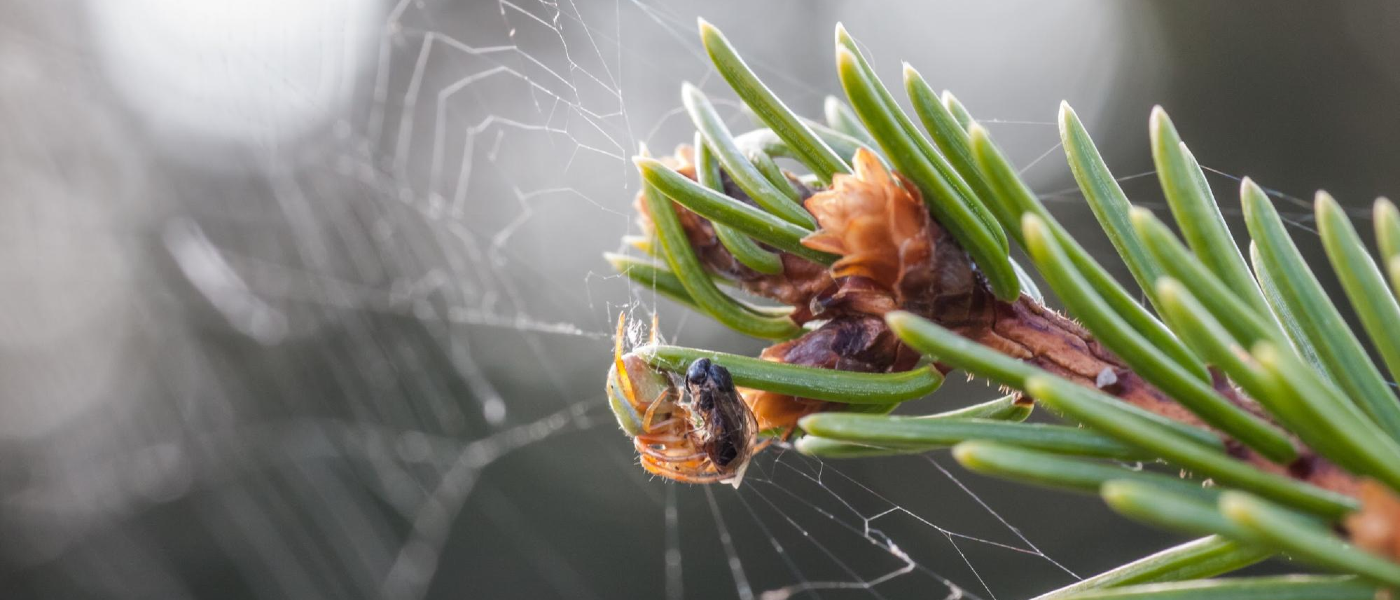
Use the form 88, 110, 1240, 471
2, 1, 1398, 598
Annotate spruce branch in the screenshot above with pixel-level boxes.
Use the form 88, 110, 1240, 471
605, 17, 1400, 597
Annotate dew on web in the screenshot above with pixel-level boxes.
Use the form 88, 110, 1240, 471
10, 1, 1385, 599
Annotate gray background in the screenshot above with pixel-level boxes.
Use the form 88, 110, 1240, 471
2, 1, 1398, 598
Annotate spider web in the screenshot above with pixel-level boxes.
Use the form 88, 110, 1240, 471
1, 1, 1377, 599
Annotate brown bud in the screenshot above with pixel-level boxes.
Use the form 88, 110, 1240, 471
1345, 480, 1400, 561
801, 148, 979, 320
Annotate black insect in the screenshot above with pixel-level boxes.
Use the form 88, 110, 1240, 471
607, 314, 760, 485
683, 358, 758, 483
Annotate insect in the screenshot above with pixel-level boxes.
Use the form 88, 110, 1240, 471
606, 314, 760, 486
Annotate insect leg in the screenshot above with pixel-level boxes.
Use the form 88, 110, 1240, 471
641, 389, 672, 432
613, 313, 640, 408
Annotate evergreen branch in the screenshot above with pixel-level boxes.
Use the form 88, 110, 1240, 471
604, 19, 1400, 596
